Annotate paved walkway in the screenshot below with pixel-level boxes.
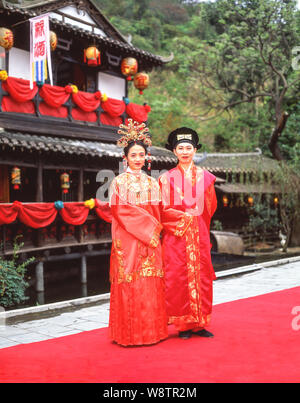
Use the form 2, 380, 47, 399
0, 258, 299, 349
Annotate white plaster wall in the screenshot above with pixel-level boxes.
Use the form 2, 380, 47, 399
8, 48, 31, 80
98, 72, 125, 100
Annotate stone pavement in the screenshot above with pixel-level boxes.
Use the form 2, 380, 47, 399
0, 257, 299, 349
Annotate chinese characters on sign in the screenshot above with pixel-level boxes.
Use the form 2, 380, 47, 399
30, 14, 53, 89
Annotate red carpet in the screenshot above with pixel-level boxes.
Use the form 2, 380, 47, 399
0, 287, 299, 383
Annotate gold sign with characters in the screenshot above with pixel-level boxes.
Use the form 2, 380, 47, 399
177, 134, 192, 141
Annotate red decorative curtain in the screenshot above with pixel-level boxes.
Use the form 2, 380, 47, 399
100, 112, 122, 127
94, 199, 112, 223
72, 90, 101, 112
2, 77, 38, 102
0, 201, 109, 228
59, 202, 90, 226
0, 201, 58, 228
126, 103, 151, 123
0, 76, 151, 124
39, 102, 68, 118
101, 98, 125, 117
1, 96, 35, 114
0, 204, 18, 224
72, 108, 97, 122
39, 84, 71, 108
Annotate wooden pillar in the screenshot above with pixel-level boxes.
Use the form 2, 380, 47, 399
36, 156, 43, 202
78, 167, 84, 243
35, 261, 44, 292
78, 167, 84, 201
35, 157, 44, 247
80, 255, 87, 284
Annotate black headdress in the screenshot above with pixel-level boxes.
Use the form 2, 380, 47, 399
165, 127, 202, 151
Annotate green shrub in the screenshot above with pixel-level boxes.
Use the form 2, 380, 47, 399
0, 236, 35, 308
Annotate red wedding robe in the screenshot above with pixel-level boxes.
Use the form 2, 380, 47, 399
106, 171, 191, 346
159, 164, 217, 332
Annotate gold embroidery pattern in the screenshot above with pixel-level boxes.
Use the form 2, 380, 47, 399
174, 213, 193, 237
169, 217, 211, 329
149, 223, 163, 248
111, 238, 164, 284
111, 239, 126, 284
112, 172, 161, 205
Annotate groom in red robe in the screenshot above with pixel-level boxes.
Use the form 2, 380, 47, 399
159, 127, 217, 339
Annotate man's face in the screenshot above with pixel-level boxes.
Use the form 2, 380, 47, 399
173, 142, 196, 165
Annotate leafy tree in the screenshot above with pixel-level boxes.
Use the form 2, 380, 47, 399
195, 0, 300, 161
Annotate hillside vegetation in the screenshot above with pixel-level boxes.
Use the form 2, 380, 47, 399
97, 0, 300, 170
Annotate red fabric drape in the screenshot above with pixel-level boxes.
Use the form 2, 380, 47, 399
39, 84, 71, 108
59, 202, 89, 226
126, 103, 151, 123
0, 201, 58, 228
100, 112, 122, 127
0, 76, 151, 125
39, 102, 68, 118
94, 199, 112, 223
2, 77, 38, 102
101, 98, 125, 117
0, 204, 18, 225
72, 91, 101, 112
72, 108, 97, 122
1, 96, 35, 114
0, 202, 99, 227
16, 202, 58, 228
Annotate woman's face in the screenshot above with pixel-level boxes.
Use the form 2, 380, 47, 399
174, 142, 196, 165
125, 144, 146, 171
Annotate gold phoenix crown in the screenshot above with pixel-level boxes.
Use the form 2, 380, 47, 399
117, 119, 152, 148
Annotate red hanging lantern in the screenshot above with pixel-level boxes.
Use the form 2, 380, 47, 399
60, 172, 70, 194
84, 46, 101, 66
134, 72, 149, 95
11, 166, 21, 190
248, 196, 254, 206
222, 195, 229, 207
0, 27, 14, 50
50, 31, 57, 51
121, 57, 138, 81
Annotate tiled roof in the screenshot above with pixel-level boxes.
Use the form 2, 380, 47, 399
194, 149, 279, 173
0, 130, 280, 172
0, 0, 168, 67
215, 182, 281, 194
0, 130, 177, 163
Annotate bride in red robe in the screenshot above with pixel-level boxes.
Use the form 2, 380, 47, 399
105, 120, 191, 346
159, 127, 217, 339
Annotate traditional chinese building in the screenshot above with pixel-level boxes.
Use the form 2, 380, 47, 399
0, 0, 174, 302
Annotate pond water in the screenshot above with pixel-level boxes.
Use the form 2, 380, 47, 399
6, 250, 300, 311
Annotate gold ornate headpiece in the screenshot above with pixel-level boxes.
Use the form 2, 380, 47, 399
117, 119, 152, 148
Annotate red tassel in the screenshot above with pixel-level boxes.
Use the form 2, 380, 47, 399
139, 90, 143, 95
84, 49, 86, 63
